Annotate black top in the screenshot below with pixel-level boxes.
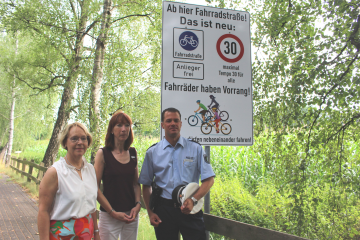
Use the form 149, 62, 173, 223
100, 147, 137, 212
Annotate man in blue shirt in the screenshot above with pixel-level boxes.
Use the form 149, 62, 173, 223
139, 107, 215, 240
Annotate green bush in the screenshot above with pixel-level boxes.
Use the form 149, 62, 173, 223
210, 176, 360, 239
16, 140, 68, 164
210, 178, 291, 233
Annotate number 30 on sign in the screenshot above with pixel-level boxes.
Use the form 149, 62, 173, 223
216, 34, 244, 63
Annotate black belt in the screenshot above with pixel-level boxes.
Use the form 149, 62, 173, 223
158, 197, 180, 208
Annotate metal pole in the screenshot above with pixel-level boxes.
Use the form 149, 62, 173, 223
204, 145, 210, 240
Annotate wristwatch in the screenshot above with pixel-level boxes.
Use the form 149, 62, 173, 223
191, 197, 198, 206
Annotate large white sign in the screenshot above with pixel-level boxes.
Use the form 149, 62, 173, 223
161, 1, 253, 146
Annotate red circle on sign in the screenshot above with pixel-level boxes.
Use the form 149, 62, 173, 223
216, 34, 244, 63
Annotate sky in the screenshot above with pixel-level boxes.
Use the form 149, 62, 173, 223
182, 0, 209, 6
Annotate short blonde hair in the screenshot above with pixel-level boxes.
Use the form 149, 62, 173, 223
59, 122, 93, 150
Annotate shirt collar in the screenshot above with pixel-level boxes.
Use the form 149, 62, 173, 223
61, 156, 88, 170
162, 136, 185, 149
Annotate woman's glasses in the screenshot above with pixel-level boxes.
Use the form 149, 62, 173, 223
69, 136, 88, 143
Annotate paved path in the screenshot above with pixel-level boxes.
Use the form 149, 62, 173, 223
0, 173, 39, 240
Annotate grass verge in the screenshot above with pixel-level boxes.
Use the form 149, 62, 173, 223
0, 162, 39, 201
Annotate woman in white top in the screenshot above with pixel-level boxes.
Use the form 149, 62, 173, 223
37, 122, 100, 240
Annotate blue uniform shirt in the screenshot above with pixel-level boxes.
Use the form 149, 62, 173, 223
138, 136, 215, 199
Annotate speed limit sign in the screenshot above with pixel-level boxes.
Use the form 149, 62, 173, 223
216, 34, 245, 63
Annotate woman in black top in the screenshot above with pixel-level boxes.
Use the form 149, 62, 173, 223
94, 111, 141, 240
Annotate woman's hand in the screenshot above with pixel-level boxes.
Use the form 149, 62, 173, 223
128, 204, 141, 221
93, 231, 101, 240
110, 211, 135, 223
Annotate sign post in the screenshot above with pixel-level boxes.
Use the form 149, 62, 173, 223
204, 145, 210, 239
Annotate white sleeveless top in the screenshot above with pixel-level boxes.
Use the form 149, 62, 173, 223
50, 157, 97, 220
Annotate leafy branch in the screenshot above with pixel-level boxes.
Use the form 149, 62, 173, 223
326, 112, 360, 143
306, 54, 358, 154
111, 13, 151, 24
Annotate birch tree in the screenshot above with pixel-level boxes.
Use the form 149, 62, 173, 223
1, 0, 103, 166
0, 32, 56, 162
88, 0, 162, 162
89, 0, 112, 163
0, 33, 18, 166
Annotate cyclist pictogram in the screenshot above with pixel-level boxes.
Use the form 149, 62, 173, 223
179, 31, 199, 51
188, 97, 231, 135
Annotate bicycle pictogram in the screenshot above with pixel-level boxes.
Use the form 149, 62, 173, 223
179, 31, 199, 51
180, 35, 198, 48
201, 121, 232, 135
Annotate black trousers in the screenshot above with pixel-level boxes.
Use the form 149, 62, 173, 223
154, 204, 206, 240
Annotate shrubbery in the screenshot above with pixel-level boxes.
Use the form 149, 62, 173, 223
210, 177, 360, 239
211, 178, 291, 229
13, 134, 360, 239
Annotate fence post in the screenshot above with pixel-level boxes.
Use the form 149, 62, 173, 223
38, 162, 45, 181
28, 159, 34, 183
36, 162, 45, 190
16, 158, 20, 170
21, 158, 26, 179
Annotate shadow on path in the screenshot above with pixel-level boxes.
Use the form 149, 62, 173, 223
0, 173, 39, 240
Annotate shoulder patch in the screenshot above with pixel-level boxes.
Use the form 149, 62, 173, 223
147, 142, 158, 151
189, 139, 202, 146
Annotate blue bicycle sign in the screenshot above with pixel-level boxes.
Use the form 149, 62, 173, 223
179, 31, 199, 51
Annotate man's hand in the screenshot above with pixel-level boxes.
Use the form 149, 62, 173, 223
149, 212, 162, 227
181, 198, 194, 215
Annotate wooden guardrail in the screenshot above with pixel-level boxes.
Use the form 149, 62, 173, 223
203, 214, 308, 240
7, 156, 308, 240
9, 157, 47, 186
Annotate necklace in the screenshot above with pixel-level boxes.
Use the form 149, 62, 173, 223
64, 156, 83, 171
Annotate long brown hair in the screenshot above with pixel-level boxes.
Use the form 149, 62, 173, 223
105, 111, 134, 150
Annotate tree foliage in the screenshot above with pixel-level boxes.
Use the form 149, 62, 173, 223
206, 0, 360, 238
86, 0, 162, 162
0, 33, 56, 151
0, 0, 163, 165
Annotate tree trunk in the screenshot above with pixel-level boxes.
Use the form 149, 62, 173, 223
41, 1, 91, 167
0, 126, 9, 147
1, 142, 8, 164
42, 83, 74, 167
5, 89, 15, 167
5, 37, 18, 167
89, 0, 113, 164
